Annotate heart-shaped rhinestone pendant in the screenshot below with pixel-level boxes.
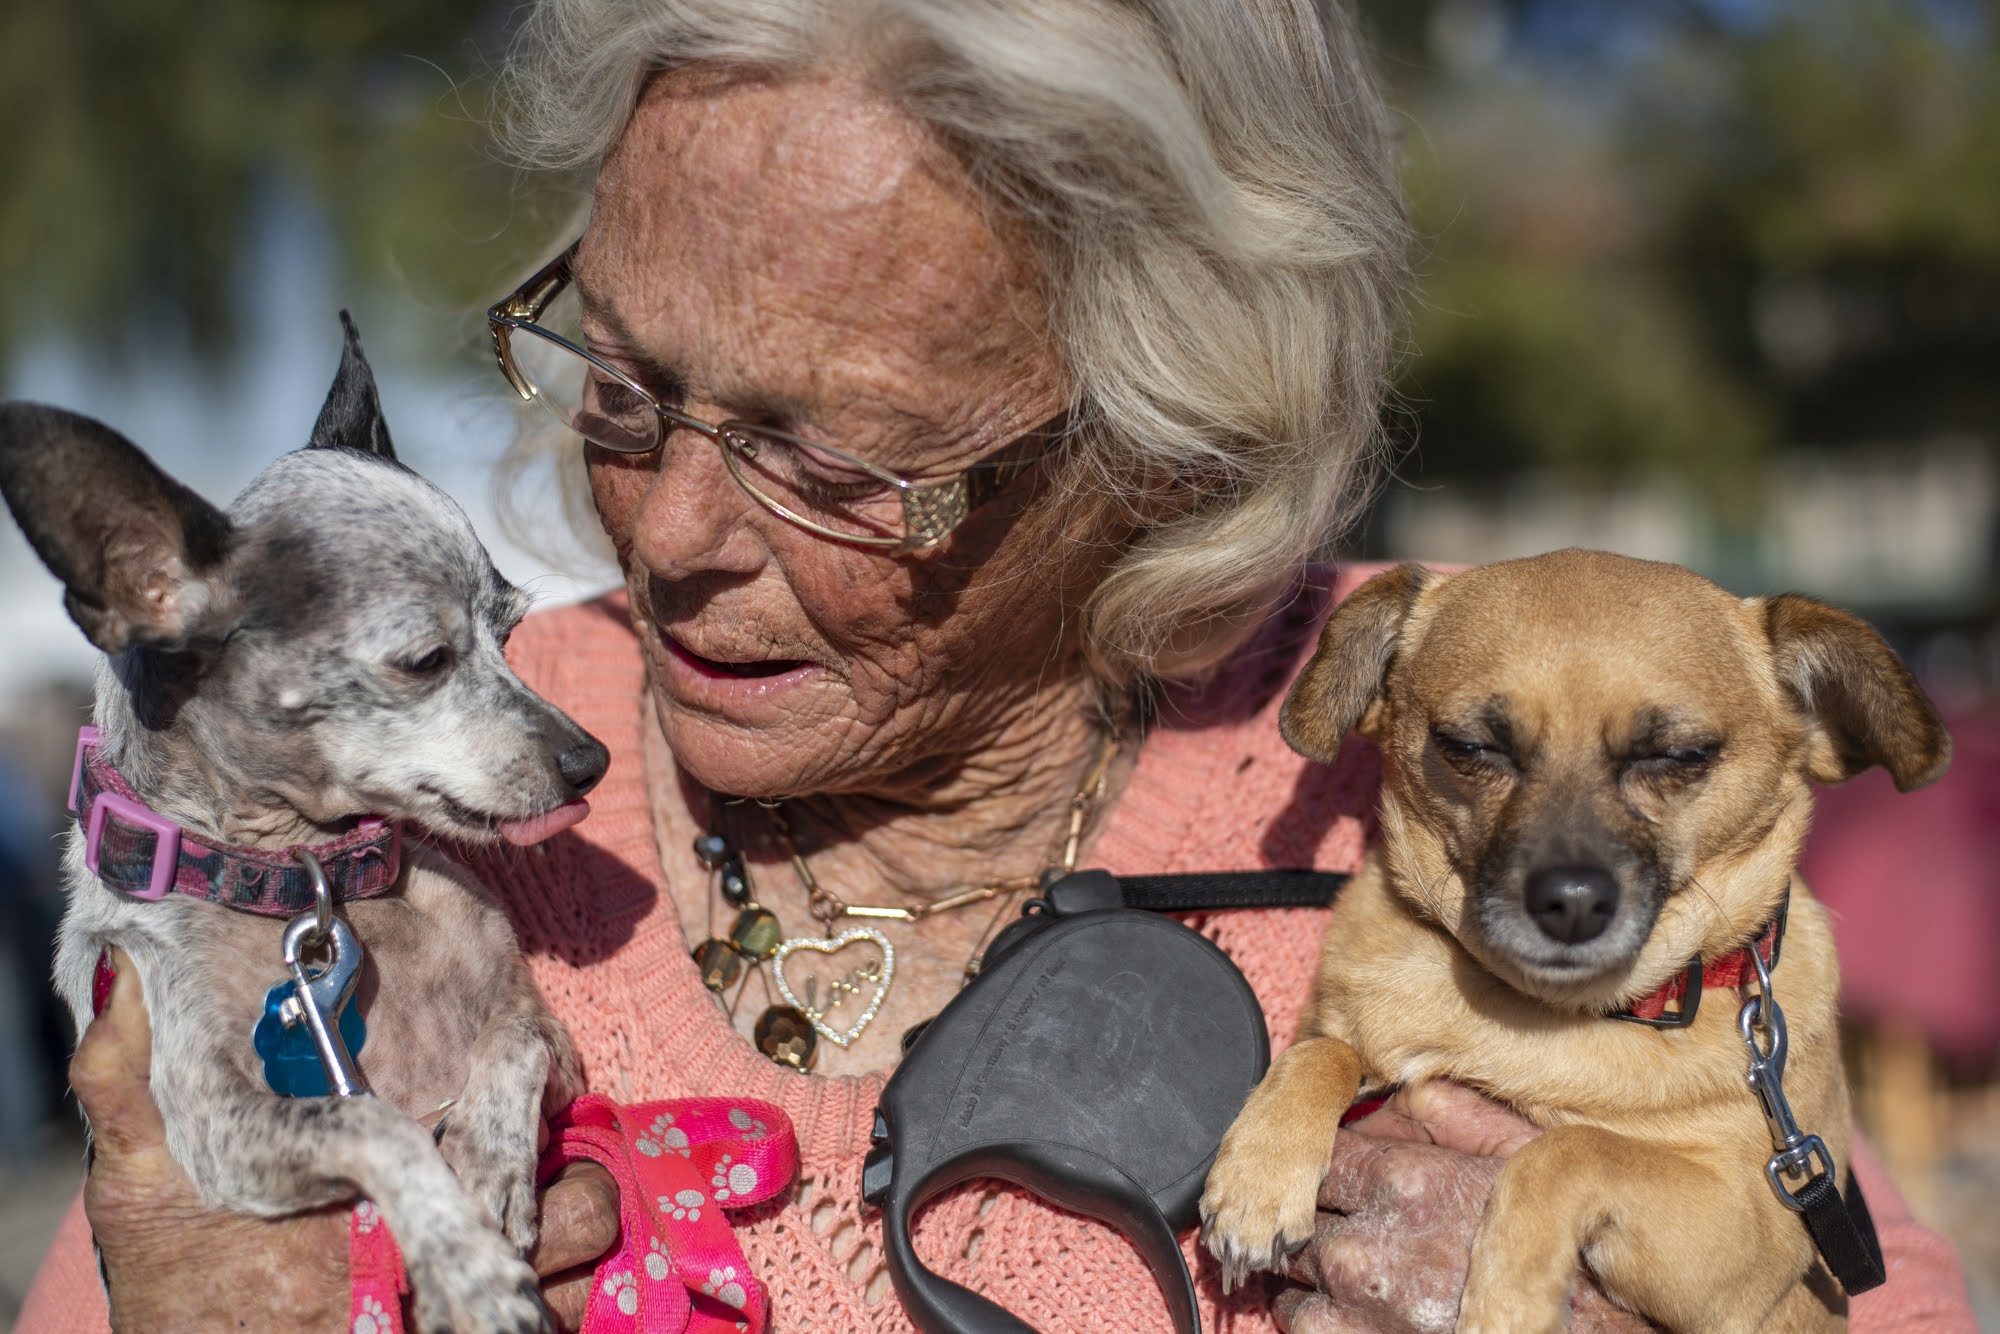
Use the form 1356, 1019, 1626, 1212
771, 928, 895, 1048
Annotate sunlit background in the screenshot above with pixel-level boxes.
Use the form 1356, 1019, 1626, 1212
2, 0, 1995, 1324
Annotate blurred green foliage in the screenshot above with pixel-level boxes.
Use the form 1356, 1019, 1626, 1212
1357, 0, 2000, 491
0, 0, 572, 368
2, 0, 1994, 487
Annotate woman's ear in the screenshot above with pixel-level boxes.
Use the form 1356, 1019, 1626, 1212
1279, 563, 1429, 763
0, 403, 235, 654
1765, 593, 1951, 792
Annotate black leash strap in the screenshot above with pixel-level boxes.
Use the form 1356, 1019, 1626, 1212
1795, 1169, 1886, 1295
1041, 867, 1347, 916
1735, 944, 1886, 1300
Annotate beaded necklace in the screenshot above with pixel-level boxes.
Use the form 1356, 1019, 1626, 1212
690, 734, 1121, 1071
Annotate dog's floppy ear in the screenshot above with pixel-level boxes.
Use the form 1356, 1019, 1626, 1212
1766, 593, 1951, 792
0, 403, 235, 654
1279, 563, 1430, 763
308, 310, 397, 460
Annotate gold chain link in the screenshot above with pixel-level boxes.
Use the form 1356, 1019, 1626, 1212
769, 731, 1121, 933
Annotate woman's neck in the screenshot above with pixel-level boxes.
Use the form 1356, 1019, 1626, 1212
784, 708, 1128, 908
642, 672, 1136, 1078
747, 694, 1123, 908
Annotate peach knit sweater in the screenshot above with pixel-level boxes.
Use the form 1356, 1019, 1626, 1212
19, 569, 1976, 1332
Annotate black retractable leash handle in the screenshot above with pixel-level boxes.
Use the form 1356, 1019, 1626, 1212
861, 868, 1344, 1334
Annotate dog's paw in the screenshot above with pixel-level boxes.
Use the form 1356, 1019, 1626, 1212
407, 1228, 553, 1334
1455, 1295, 1567, 1334
1457, 1233, 1571, 1334
440, 1113, 542, 1253
1198, 1134, 1324, 1293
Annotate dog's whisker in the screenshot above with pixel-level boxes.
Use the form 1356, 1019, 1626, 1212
1405, 862, 1451, 924
1682, 872, 1727, 932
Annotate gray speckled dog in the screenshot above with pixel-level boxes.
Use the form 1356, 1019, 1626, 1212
0, 315, 609, 1333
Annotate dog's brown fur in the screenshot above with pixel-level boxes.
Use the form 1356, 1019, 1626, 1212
1200, 549, 1950, 1333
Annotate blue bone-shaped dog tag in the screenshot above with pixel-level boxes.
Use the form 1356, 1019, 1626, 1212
254, 977, 367, 1097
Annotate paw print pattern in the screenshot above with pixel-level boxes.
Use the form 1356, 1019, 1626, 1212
353, 1201, 381, 1234
644, 1236, 672, 1282
635, 1112, 690, 1158
727, 1107, 769, 1140
702, 1266, 748, 1309
709, 1155, 759, 1202
603, 1269, 640, 1317
352, 1296, 387, 1334
657, 1187, 705, 1222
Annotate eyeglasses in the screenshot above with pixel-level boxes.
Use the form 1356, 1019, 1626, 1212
487, 240, 1063, 552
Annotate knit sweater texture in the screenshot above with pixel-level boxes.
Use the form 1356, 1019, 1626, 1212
19, 568, 1976, 1332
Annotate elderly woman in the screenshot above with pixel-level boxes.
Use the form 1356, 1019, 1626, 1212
18, 1, 1976, 1331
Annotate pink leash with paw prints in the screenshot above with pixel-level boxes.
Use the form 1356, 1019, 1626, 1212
347, 1093, 799, 1334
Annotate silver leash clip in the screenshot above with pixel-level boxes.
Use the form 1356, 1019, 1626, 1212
279, 850, 372, 1098
1738, 947, 1832, 1210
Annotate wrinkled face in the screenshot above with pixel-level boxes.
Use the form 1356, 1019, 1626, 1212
1373, 553, 1813, 1005
576, 68, 1110, 800
181, 449, 607, 839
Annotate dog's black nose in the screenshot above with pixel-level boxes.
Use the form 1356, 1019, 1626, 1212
559, 735, 610, 796
1524, 866, 1619, 944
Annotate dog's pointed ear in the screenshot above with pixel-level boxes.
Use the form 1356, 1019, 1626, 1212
1280, 563, 1430, 763
1766, 593, 1951, 792
308, 311, 396, 460
0, 403, 235, 654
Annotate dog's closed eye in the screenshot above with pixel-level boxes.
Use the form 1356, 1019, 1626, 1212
398, 644, 455, 677
1621, 707, 1724, 775
1432, 727, 1515, 773
1621, 739, 1722, 790
1648, 742, 1719, 767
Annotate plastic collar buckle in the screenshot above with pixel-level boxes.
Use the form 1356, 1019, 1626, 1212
67, 724, 99, 814
84, 789, 181, 902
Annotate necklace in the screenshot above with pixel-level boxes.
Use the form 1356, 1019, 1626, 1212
689, 733, 1122, 1071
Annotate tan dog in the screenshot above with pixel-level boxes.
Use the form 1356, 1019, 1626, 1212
1199, 549, 1950, 1332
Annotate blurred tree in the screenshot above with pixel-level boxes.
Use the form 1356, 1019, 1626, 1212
1634, 2, 2000, 449
4, 0, 1994, 466
1351, 0, 1999, 498
0, 0, 571, 368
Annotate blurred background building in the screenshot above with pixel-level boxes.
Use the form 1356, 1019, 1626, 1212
1, 0, 1995, 1325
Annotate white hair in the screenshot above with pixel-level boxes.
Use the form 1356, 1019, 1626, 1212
496, 0, 1409, 684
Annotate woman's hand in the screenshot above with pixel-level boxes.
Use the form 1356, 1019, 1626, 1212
73, 949, 619, 1332
531, 1160, 619, 1329
1268, 1080, 1655, 1334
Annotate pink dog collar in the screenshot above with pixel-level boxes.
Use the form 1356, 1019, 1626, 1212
69, 726, 402, 914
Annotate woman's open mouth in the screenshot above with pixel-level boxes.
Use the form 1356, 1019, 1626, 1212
665, 636, 809, 680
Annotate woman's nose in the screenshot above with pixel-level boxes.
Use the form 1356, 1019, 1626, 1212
622, 430, 765, 580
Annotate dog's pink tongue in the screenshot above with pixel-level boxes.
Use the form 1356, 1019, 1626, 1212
499, 799, 591, 846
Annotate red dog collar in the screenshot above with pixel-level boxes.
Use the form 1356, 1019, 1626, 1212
68, 726, 402, 915
1613, 889, 1789, 1028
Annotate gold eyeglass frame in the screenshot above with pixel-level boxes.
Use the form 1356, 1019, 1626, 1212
487, 240, 1063, 552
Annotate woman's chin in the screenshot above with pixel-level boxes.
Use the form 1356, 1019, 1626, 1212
649, 677, 847, 799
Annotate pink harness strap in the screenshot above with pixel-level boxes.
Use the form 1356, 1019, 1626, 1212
346, 1094, 798, 1334
348, 1199, 407, 1334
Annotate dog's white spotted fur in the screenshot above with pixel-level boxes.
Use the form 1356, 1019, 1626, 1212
4, 318, 607, 1332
